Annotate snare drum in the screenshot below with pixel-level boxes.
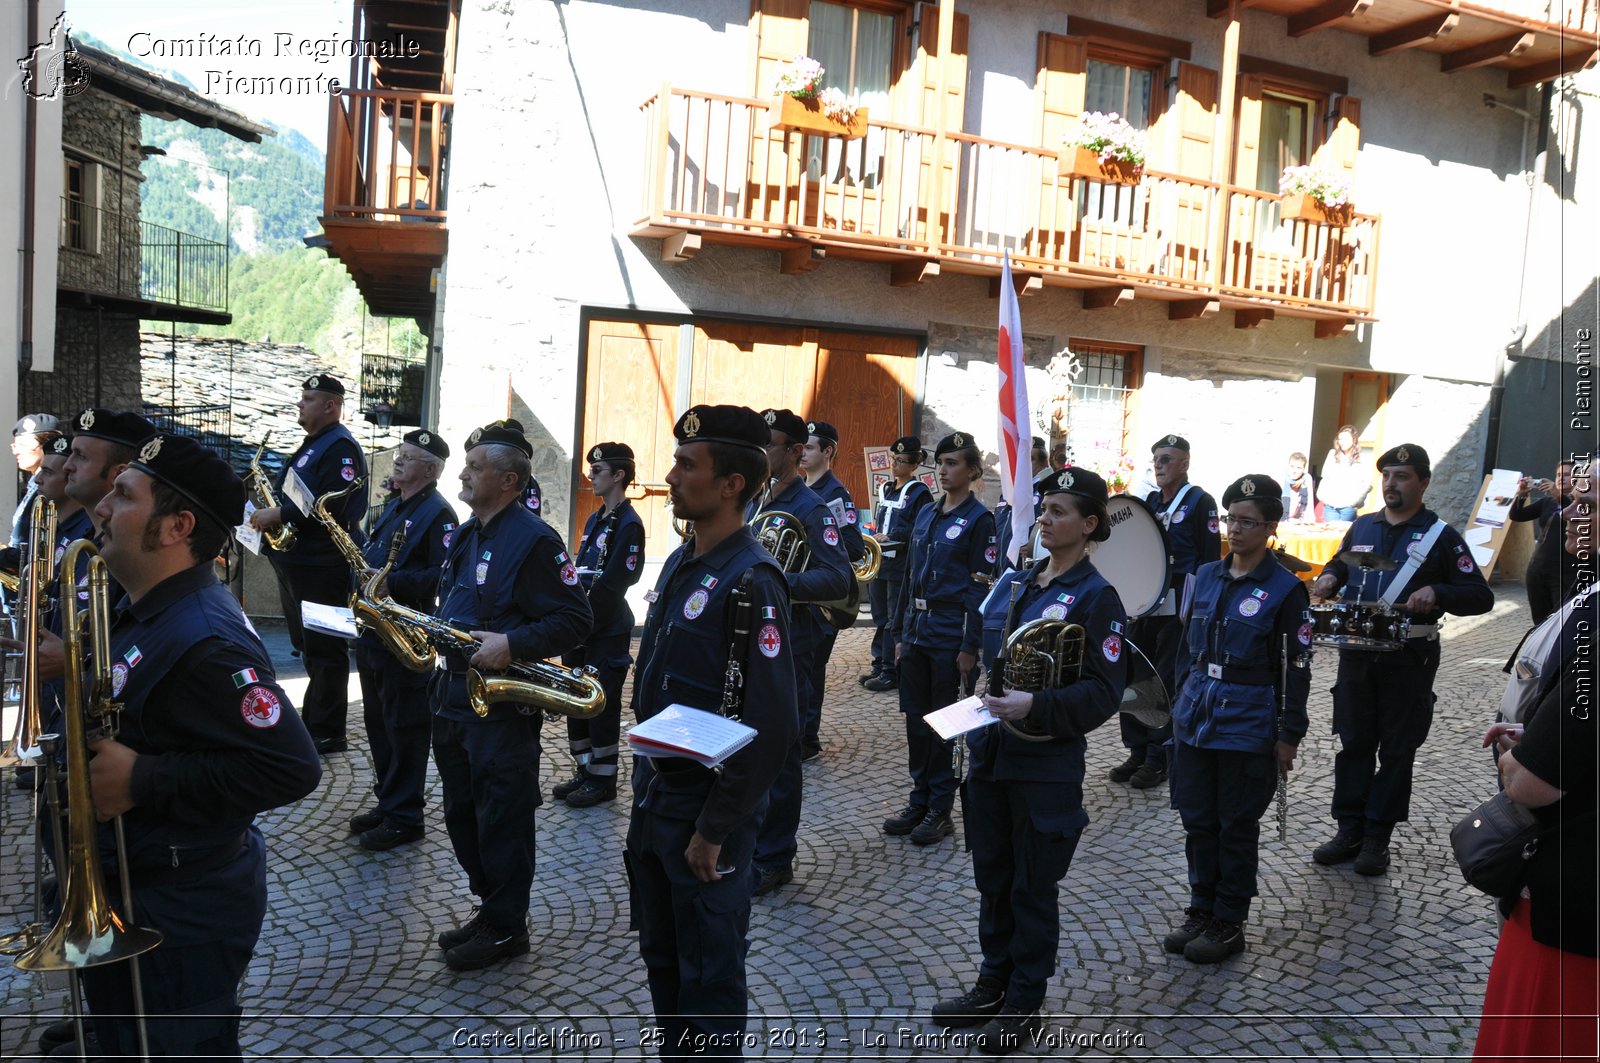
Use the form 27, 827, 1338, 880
1308, 602, 1411, 651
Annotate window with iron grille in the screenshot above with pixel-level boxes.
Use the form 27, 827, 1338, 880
1063, 339, 1141, 484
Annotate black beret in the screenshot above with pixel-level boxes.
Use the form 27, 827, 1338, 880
1222, 474, 1284, 510
73, 409, 157, 448
1376, 443, 1430, 477
935, 431, 978, 458
1041, 466, 1111, 541
404, 428, 448, 461
130, 433, 247, 531
1151, 434, 1190, 454
465, 419, 533, 458
674, 405, 770, 453
586, 441, 635, 466
761, 408, 808, 445
303, 373, 345, 397
889, 436, 924, 462
47, 434, 72, 457
806, 420, 840, 447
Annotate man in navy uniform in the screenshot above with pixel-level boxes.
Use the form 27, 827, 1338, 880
1112, 434, 1219, 790
626, 404, 796, 1061
554, 441, 646, 808
82, 432, 322, 1059
747, 408, 852, 897
430, 420, 592, 971
862, 436, 932, 692
1309, 443, 1493, 875
350, 427, 456, 851
796, 418, 864, 760
249, 373, 368, 755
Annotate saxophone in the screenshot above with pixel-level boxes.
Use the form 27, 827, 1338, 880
309, 480, 435, 672
247, 433, 297, 553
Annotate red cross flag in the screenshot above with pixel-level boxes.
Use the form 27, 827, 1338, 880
997, 250, 1033, 565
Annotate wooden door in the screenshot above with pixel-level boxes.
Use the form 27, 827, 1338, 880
811, 330, 919, 504
579, 319, 682, 554
690, 321, 819, 412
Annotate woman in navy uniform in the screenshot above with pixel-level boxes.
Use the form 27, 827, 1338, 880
249, 373, 368, 754
81, 432, 322, 1059
885, 431, 994, 847
626, 404, 796, 1061
931, 466, 1126, 1053
1309, 443, 1492, 875
429, 421, 592, 971
747, 408, 852, 897
350, 428, 455, 851
862, 436, 931, 692
554, 441, 646, 808
1165, 474, 1310, 964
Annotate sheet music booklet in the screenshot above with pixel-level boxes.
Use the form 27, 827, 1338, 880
627, 704, 757, 769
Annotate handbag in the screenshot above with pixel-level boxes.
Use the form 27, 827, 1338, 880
1450, 790, 1542, 899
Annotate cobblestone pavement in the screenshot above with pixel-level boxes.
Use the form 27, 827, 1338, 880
0, 585, 1536, 1060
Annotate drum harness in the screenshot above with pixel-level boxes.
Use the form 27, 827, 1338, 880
1367, 517, 1447, 640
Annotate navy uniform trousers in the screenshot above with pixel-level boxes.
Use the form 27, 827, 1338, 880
1329, 639, 1441, 834
356, 637, 431, 829
897, 638, 966, 814
1170, 744, 1278, 921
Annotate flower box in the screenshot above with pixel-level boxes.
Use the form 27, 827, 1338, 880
1280, 192, 1353, 227
768, 95, 867, 141
1059, 146, 1142, 186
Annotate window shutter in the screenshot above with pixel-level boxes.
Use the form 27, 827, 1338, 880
753, 0, 812, 98
749, 0, 812, 224
908, 4, 969, 243
1034, 33, 1087, 259
1152, 62, 1218, 280
1314, 95, 1362, 176
1234, 73, 1265, 188
1166, 62, 1218, 180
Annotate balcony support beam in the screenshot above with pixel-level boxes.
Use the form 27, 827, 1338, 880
1287, 0, 1373, 39
1441, 32, 1535, 74
779, 243, 825, 275
661, 231, 701, 264
1315, 318, 1356, 340
890, 259, 940, 286
1369, 11, 1459, 57
1170, 298, 1220, 321
1082, 286, 1134, 310
989, 273, 1042, 299
1234, 308, 1275, 330
1507, 48, 1599, 89
1207, 0, 1263, 18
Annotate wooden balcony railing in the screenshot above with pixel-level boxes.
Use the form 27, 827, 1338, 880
325, 87, 451, 221
636, 87, 1379, 319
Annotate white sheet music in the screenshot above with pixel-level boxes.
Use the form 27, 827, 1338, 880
301, 601, 359, 639
925, 694, 996, 740
237, 500, 262, 555
282, 468, 314, 515
627, 704, 757, 768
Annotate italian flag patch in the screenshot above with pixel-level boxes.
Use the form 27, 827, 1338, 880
231, 668, 260, 689
124, 646, 142, 667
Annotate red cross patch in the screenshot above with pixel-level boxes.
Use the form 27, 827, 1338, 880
560, 562, 579, 586
1457, 555, 1474, 574
340, 465, 356, 482
1298, 622, 1313, 647
1101, 635, 1123, 663
985, 545, 997, 565
823, 527, 839, 547
240, 686, 282, 728
845, 509, 857, 525
758, 622, 782, 659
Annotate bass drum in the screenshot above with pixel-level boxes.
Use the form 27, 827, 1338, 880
1094, 494, 1174, 617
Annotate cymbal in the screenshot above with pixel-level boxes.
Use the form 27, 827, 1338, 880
1273, 548, 1313, 574
1336, 549, 1399, 573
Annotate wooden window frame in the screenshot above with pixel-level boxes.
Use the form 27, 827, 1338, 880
1067, 17, 1192, 64
1063, 338, 1145, 462
61, 155, 99, 254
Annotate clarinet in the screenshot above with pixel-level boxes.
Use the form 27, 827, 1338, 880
720, 571, 756, 721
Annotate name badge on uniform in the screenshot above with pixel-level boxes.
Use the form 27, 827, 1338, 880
644, 589, 661, 603
476, 550, 491, 585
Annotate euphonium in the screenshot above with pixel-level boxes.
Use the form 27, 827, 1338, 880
371, 597, 605, 720
854, 534, 882, 583
1, 496, 57, 769
16, 540, 163, 971
750, 509, 810, 573
672, 515, 694, 542
246, 432, 297, 552
997, 618, 1085, 742
310, 480, 434, 672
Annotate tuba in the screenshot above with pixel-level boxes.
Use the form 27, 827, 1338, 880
246, 433, 297, 553
996, 618, 1085, 742
16, 541, 164, 972
310, 481, 435, 672
370, 597, 605, 720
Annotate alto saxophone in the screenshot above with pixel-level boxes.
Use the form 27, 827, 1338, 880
247, 433, 297, 553
310, 480, 435, 673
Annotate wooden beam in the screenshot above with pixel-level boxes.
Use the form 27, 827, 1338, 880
1441, 32, 1535, 75
1369, 12, 1459, 57
1238, 55, 1350, 96
1288, 0, 1373, 39
1314, 317, 1355, 340
1234, 308, 1275, 329
1066, 17, 1191, 60
1082, 286, 1134, 310
779, 244, 825, 274
661, 231, 701, 264
1207, 0, 1263, 18
1507, 48, 1599, 89
890, 259, 940, 287
989, 273, 1043, 298
1169, 298, 1219, 321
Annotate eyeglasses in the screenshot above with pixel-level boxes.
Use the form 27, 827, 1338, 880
1152, 455, 1180, 466
1223, 515, 1269, 530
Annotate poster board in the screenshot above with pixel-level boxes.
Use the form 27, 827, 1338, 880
1465, 471, 1522, 579
864, 446, 936, 529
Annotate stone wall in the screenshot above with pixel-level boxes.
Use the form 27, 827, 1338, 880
56, 87, 142, 298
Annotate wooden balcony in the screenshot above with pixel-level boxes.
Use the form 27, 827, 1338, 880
634, 87, 1380, 330
318, 87, 451, 324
